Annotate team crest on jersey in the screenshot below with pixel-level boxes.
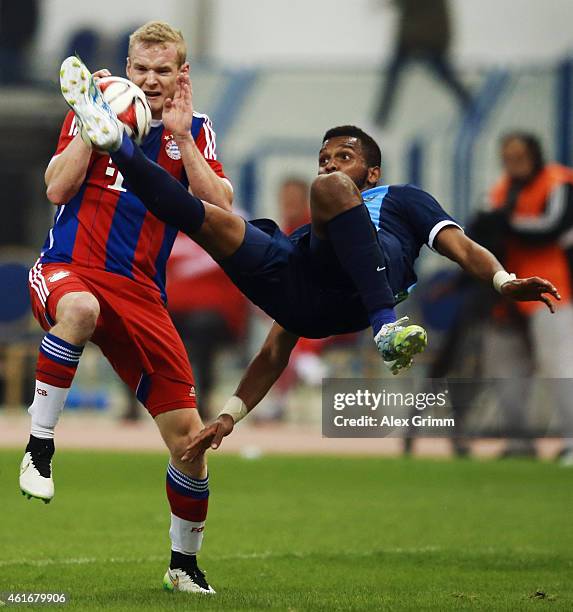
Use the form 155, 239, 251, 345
189, 385, 196, 398
165, 139, 181, 160
48, 270, 71, 283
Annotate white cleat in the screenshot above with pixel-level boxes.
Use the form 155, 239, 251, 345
20, 451, 54, 504
59, 56, 123, 151
163, 567, 216, 595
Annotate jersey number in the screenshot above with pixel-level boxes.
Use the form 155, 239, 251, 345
106, 161, 126, 192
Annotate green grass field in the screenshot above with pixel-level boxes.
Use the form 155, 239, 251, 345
1, 449, 572, 610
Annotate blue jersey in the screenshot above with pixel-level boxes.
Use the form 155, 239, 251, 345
362, 184, 461, 300
221, 183, 462, 338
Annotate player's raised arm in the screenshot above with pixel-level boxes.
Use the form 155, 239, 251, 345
180, 323, 300, 461
163, 74, 233, 210
434, 226, 561, 312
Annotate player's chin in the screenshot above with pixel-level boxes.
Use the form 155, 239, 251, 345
146, 94, 163, 112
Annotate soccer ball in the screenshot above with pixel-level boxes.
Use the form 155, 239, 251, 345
97, 76, 152, 145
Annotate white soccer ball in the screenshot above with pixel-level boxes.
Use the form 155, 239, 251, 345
97, 76, 152, 145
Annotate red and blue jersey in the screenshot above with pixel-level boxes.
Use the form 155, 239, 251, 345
40, 110, 228, 302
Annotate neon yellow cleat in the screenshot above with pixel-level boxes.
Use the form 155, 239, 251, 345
374, 316, 427, 375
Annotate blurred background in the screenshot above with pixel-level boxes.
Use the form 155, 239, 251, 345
2, 0, 573, 461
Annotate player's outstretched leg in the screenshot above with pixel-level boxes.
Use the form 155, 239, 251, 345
60, 56, 123, 150
311, 172, 427, 374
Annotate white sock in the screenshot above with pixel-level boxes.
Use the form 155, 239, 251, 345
28, 380, 70, 440
169, 513, 205, 555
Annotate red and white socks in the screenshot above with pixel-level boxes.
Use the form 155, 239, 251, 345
29, 333, 83, 440
166, 462, 209, 558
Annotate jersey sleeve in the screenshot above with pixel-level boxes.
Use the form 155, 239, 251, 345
53, 111, 80, 157
194, 115, 230, 184
401, 185, 463, 249
509, 182, 573, 243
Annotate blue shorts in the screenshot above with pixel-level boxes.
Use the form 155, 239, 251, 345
219, 219, 370, 338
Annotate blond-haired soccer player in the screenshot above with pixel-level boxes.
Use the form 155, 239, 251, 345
20, 22, 230, 593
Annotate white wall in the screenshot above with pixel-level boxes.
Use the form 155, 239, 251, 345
210, 0, 394, 67
455, 0, 573, 65
35, 0, 196, 68
210, 0, 573, 67
36, 0, 573, 69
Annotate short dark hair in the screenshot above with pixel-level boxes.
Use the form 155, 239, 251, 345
322, 125, 381, 168
501, 131, 545, 175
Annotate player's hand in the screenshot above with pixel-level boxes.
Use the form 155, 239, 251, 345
500, 276, 561, 312
180, 415, 235, 462
163, 73, 194, 141
92, 69, 111, 82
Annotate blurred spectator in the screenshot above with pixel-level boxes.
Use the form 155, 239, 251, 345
373, 0, 471, 127
279, 177, 311, 234
406, 213, 527, 458
485, 132, 573, 462
408, 135, 573, 460
0, 0, 39, 85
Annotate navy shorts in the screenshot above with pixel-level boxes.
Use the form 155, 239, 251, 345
218, 219, 370, 338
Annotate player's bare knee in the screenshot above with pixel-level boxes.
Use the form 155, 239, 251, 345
168, 434, 206, 474
57, 292, 100, 336
167, 435, 191, 463
310, 172, 361, 221
165, 418, 203, 457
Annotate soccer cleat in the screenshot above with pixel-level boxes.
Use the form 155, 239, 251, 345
59, 56, 123, 151
374, 316, 427, 375
163, 566, 215, 595
19, 438, 55, 504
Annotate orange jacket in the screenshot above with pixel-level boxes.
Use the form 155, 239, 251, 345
490, 164, 573, 315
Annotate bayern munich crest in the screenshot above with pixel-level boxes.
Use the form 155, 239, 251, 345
165, 139, 182, 160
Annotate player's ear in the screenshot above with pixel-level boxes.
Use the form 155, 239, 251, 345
125, 56, 132, 78
180, 62, 190, 75
368, 166, 381, 185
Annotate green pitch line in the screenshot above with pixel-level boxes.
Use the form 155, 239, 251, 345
0, 451, 571, 610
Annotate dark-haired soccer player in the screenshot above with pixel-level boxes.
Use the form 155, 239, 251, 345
63, 64, 560, 453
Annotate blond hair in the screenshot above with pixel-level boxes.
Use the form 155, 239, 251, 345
129, 21, 187, 66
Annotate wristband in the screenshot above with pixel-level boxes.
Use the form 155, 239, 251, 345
218, 396, 248, 424
493, 270, 516, 293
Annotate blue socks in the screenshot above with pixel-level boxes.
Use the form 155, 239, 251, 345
110, 133, 206, 235
368, 307, 397, 336
326, 205, 396, 336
